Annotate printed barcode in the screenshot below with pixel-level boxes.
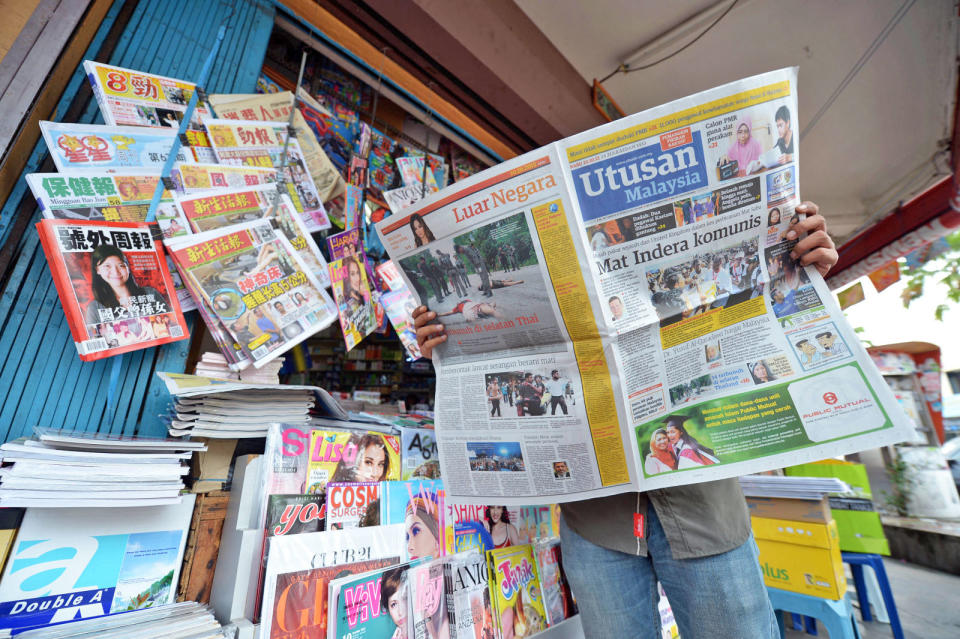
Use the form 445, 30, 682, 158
169, 325, 184, 338
252, 345, 270, 359
77, 338, 108, 355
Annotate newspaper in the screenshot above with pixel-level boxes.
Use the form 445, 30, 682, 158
83, 61, 215, 162
376, 68, 912, 504
27, 169, 195, 311
203, 118, 331, 232
38, 121, 198, 171
166, 219, 337, 368
173, 184, 331, 287
208, 92, 344, 202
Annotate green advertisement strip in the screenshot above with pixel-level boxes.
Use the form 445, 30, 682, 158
636, 363, 892, 478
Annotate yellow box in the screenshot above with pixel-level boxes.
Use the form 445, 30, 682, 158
751, 516, 847, 600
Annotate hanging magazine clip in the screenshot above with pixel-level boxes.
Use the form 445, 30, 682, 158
148, 224, 165, 244
178, 133, 191, 147
194, 86, 208, 103
161, 176, 176, 191
286, 124, 297, 138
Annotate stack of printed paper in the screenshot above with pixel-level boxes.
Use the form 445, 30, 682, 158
0, 429, 204, 507
739, 475, 850, 499
159, 372, 348, 438
7, 601, 224, 638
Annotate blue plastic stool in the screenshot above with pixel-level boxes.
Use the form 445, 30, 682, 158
841, 552, 904, 639
767, 587, 861, 639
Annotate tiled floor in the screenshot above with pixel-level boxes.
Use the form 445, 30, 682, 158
784, 558, 960, 638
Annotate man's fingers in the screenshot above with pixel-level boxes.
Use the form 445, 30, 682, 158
785, 213, 828, 240
789, 229, 834, 260
413, 308, 437, 329
416, 323, 445, 343
797, 246, 839, 275
795, 201, 820, 217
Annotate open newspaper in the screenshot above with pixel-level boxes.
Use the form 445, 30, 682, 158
375, 68, 912, 504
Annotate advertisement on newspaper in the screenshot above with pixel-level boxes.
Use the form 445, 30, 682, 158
376, 68, 912, 504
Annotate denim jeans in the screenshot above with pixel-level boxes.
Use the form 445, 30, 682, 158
559, 503, 778, 639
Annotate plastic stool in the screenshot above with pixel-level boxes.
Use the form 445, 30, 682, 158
841, 552, 904, 639
767, 588, 861, 639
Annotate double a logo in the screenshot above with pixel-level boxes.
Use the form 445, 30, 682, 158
761, 562, 789, 582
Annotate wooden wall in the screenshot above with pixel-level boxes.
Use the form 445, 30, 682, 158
0, 0, 275, 441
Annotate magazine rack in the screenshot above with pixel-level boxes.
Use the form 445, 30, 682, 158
210, 454, 264, 638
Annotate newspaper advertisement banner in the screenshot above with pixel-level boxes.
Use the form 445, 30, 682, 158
203, 119, 331, 232
376, 68, 912, 504
208, 92, 344, 202
174, 184, 331, 287
166, 219, 337, 368
39, 121, 199, 172
83, 61, 215, 162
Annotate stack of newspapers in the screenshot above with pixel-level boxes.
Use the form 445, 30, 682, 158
159, 372, 348, 438
739, 474, 850, 499
0, 602, 224, 638
192, 351, 284, 384
0, 429, 204, 507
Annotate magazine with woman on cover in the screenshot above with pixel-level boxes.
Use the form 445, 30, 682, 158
36, 219, 188, 360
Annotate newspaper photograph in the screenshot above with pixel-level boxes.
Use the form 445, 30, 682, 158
83, 61, 215, 162
203, 118, 331, 232
38, 121, 198, 172
166, 219, 337, 368
377, 67, 913, 504
174, 184, 331, 287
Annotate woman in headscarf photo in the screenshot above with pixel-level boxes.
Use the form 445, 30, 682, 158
644, 428, 678, 475
722, 115, 763, 177
664, 416, 719, 467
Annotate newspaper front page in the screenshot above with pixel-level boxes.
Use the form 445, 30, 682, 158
376, 68, 912, 504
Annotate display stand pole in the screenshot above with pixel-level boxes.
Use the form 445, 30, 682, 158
106, 23, 227, 415
267, 50, 308, 217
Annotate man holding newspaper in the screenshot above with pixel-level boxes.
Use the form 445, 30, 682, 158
414, 204, 837, 639
381, 68, 910, 639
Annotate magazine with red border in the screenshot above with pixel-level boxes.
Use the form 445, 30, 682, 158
36, 219, 188, 361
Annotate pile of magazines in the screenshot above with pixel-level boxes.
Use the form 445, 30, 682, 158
253, 423, 580, 639
739, 474, 850, 499
159, 372, 349, 438
0, 428, 204, 507
0, 602, 224, 639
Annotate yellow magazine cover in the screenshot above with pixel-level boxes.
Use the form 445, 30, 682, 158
487, 544, 546, 638
306, 430, 400, 494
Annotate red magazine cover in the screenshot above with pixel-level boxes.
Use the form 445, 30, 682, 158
36, 219, 189, 360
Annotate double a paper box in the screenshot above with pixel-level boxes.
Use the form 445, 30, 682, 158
752, 516, 846, 600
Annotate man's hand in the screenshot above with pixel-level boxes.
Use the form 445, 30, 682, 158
413, 305, 446, 359
786, 202, 839, 277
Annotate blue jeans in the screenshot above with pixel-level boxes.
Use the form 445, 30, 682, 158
559, 504, 778, 639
